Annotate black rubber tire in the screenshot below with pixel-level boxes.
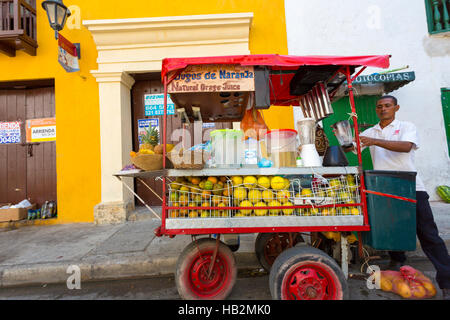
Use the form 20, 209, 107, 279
269, 246, 349, 300
175, 238, 237, 300
255, 232, 304, 272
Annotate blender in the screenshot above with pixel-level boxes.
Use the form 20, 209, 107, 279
331, 120, 354, 148
296, 118, 322, 167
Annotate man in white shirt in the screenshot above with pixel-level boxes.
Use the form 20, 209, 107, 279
347, 95, 450, 299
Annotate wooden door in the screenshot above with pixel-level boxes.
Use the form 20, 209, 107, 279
0, 87, 56, 208
131, 78, 231, 206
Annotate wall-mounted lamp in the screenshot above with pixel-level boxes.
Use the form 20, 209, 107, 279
41, 0, 72, 39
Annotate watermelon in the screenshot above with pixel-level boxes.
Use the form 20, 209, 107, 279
436, 185, 450, 203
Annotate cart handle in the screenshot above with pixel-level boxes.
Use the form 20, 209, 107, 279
363, 189, 417, 204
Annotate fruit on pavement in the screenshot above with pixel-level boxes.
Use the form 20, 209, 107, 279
271, 176, 285, 190
239, 200, 253, 215
254, 202, 268, 216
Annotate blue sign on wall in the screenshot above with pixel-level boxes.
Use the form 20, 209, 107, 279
144, 94, 175, 116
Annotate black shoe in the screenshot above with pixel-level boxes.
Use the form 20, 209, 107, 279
443, 288, 450, 300
380, 260, 405, 271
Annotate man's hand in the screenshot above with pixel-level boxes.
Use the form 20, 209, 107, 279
358, 135, 414, 153
360, 136, 378, 147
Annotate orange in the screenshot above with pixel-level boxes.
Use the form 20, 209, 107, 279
207, 176, 218, 184
188, 210, 199, 218
169, 210, 179, 218
204, 180, 214, 190
191, 177, 201, 185
201, 190, 212, 199
422, 281, 436, 297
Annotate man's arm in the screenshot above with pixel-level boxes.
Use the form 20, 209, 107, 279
359, 136, 414, 153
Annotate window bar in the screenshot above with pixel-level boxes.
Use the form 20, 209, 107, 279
432, 0, 443, 31
442, 0, 450, 30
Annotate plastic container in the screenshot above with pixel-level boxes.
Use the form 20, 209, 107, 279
362, 170, 417, 251
210, 129, 244, 168
264, 129, 298, 168
244, 137, 260, 166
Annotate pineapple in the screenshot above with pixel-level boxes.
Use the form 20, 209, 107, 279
140, 126, 159, 151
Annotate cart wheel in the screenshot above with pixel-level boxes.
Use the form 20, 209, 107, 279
269, 246, 348, 300
175, 238, 237, 300
255, 233, 304, 272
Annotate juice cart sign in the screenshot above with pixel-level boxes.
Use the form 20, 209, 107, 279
26, 118, 56, 142
0, 121, 21, 144
168, 64, 255, 93
144, 94, 175, 116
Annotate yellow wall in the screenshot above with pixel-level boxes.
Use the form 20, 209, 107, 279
0, 0, 288, 223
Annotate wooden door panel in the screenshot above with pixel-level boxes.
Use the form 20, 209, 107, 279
0, 90, 27, 204
25, 87, 56, 207
0, 87, 56, 208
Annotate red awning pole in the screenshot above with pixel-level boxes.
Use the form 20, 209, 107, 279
345, 66, 369, 227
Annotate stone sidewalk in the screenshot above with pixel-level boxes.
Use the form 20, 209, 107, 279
0, 201, 448, 288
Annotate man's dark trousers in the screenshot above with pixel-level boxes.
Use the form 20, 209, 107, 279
389, 191, 450, 289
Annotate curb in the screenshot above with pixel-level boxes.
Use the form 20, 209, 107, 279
0, 252, 260, 289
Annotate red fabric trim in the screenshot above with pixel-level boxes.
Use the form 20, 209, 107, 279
161, 54, 390, 79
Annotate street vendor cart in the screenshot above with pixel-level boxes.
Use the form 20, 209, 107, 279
115, 54, 418, 300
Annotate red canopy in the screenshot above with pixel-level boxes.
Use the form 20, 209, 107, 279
161, 54, 390, 80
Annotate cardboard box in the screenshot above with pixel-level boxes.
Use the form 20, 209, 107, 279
0, 203, 36, 222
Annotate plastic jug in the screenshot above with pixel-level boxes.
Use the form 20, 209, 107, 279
210, 129, 244, 168
264, 129, 298, 167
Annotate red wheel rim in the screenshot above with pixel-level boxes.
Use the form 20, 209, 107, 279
188, 250, 230, 298
282, 262, 339, 300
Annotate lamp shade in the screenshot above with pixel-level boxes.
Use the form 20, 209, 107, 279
42, 0, 71, 37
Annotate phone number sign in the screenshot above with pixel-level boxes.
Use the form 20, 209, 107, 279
0, 121, 21, 144
144, 94, 175, 116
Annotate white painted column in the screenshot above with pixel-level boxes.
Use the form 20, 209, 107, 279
92, 71, 135, 224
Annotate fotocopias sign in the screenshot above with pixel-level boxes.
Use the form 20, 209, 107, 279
168, 64, 255, 93
26, 118, 57, 143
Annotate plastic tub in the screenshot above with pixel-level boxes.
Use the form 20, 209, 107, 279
264, 129, 298, 167
210, 129, 244, 168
